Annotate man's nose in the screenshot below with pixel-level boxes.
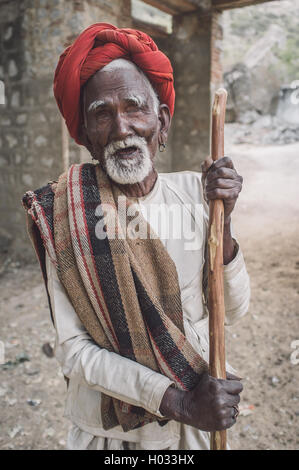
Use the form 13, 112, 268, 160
110, 112, 133, 141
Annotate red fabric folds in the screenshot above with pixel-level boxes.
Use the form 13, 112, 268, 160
53, 23, 175, 145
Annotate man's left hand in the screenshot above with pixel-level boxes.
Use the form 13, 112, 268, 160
201, 156, 243, 223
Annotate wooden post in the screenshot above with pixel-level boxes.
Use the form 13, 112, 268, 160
208, 88, 227, 451
61, 117, 69, 172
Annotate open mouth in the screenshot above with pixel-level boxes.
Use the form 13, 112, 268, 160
115, 146, 139, 159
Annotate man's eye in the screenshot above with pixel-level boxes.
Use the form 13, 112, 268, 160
127, 104, 144, 114
127, 104, 139, 111
96, 110, 110, 119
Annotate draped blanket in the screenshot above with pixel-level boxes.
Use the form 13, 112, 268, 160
22, 163, 208, 432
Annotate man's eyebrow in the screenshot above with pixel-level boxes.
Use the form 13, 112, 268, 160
87, 95, 147, 113
87, 100, 106, 113
125, 94, 147, 107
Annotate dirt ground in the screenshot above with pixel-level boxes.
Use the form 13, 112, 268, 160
0, 142, 298, 450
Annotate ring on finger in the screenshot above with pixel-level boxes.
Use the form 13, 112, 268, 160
233, 405, 239, 419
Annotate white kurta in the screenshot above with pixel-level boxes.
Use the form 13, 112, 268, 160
46, 170, 250, 450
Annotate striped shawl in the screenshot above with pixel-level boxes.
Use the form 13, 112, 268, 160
22, 163, 208, 432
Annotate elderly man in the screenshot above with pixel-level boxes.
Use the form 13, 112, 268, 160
23, 24, 250, 450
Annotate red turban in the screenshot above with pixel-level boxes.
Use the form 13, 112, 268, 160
53, 23, 175, 145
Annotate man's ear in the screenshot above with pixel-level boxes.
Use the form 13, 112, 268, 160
158, 104, 171, 144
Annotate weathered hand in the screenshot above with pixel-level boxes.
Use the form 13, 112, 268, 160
201, 156, 243, 223
160, 371, 243, 432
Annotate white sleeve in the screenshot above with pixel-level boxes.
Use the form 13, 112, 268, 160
223, 242, 251, 325
45, 253, 174, 417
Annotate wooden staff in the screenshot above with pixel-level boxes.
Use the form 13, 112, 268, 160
208, 88, 228, 451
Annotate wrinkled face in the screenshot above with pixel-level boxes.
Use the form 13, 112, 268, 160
81, 64, 170, 185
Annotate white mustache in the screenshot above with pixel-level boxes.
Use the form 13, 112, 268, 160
104, 136, 147, 160
102, 136, 152, 184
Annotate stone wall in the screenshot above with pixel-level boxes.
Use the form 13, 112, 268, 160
0, 0, 131, 262
0, 0, 28, 260
0, 0, 222, 262
158, 12, 217, 172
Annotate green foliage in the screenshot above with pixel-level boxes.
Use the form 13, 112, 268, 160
276, 37, 299, 80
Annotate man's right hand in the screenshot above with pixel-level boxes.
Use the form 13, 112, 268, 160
159, 371, 243, 432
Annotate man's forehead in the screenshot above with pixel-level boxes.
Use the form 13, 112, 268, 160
84, 64, 151, 101
87, 93, 147, 112
84, 84, 152, 115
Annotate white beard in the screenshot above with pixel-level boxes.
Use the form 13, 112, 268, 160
103, 136, 153, 185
